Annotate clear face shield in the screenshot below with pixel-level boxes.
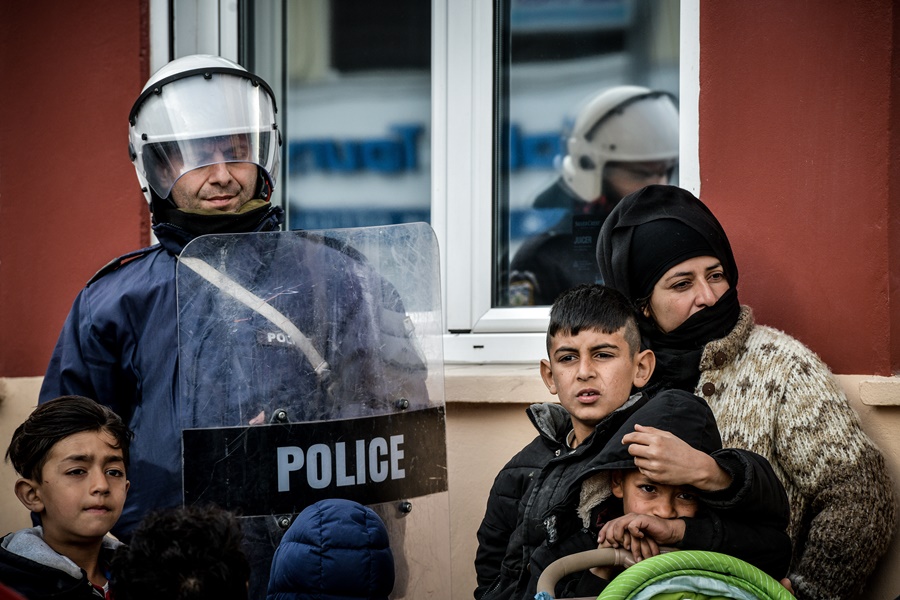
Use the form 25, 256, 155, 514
129, 69, 280, 201
141, 132, 277, 199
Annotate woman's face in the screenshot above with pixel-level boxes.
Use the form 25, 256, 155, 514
646, 255, 730, 333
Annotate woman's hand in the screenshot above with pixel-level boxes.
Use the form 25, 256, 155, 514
597, 513, 685, 563
623, 424, 732, 491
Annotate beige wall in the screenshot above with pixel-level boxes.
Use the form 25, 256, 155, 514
3, 372, 899, 599
0, 378, 42, 532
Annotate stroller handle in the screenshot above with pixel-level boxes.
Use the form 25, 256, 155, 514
535, 546, 676, 598
535, 547, 633, 596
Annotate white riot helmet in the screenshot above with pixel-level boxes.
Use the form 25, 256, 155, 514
128, 54, 281, 205
561, 86, 678, 202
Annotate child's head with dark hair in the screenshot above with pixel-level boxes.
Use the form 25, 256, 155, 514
541, 285, 655, 447
6, 395, 133, 481
110, 504, 250, 600
546, 284, 641, 356
6, 396, 133, 564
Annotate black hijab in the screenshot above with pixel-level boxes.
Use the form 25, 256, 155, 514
596, 185, 741, 391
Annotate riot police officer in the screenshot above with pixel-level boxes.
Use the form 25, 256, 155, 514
508, 86, 679, 306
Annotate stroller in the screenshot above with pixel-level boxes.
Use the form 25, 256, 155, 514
534, 548, 795, 600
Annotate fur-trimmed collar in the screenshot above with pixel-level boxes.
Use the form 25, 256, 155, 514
577, 472, 613, 528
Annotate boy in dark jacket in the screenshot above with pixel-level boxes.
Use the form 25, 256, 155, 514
474, 284, 654, 600
473, 285, 790, 600
528, 389, 791, 598
0, 396, 132, 599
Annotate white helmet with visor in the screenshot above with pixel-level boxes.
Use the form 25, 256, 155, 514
561, 85, 678, 202
128, 55, 280, 205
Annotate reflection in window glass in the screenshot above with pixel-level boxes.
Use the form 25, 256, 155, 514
496, 0, 679, 307
246, 1, 431, 231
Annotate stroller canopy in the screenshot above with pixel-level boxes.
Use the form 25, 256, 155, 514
597, 550, 794, 600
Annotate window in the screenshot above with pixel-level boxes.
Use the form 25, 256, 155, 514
157, 0, 689, 364
441, 0, 682, 363
496, 0, 680, 310
230, 1, 432, 231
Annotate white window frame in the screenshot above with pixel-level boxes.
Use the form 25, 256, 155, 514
431, 0, 550, 363
435, 0, 700, 363
154, 0, 700, 365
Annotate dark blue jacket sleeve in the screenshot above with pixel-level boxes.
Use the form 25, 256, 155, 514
40, 287, 136, 420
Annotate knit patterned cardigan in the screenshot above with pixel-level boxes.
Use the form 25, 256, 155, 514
694, 306, 895, 600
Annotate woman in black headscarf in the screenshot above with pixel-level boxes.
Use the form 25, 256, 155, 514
596, 184, 895, 600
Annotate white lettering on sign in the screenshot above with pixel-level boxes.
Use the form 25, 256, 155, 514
370, 437, 388, 482
276, 435, 406, 493
307, 444, 331, 489
266, 332, 294, 345
391, 435, 405, 478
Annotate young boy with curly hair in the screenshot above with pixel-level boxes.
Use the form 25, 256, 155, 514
109, 504, 250, 600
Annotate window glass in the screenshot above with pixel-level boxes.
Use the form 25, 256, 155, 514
244, 1, 431, 231
496, 0, 679, 308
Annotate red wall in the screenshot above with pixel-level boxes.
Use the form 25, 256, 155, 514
1, 2, 897, 377
699, 0, 898, 375
0, 3, 150, 377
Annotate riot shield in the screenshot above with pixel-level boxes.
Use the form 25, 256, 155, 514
176, 223, 448, 600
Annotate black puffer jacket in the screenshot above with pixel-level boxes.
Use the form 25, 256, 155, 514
474, 392, 651, 600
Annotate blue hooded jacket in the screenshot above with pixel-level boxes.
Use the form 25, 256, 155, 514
266, 499, 394, 600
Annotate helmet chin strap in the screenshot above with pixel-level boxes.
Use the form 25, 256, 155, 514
148, 189, 177, 225
256, 170, 273, 202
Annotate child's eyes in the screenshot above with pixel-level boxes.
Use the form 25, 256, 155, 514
65, 467, 125, 477
638, 484, 657, 493
677, 492, 699, 502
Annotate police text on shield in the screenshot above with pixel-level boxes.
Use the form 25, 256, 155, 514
277, 436, 405, 492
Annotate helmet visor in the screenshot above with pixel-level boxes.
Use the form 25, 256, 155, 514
141, 131, 275, 199
130, 70, 279, 199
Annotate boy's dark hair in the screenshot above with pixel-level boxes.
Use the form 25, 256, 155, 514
5, 395, 133, 481
110, 504, 250, 600
546, 284, 641, 354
